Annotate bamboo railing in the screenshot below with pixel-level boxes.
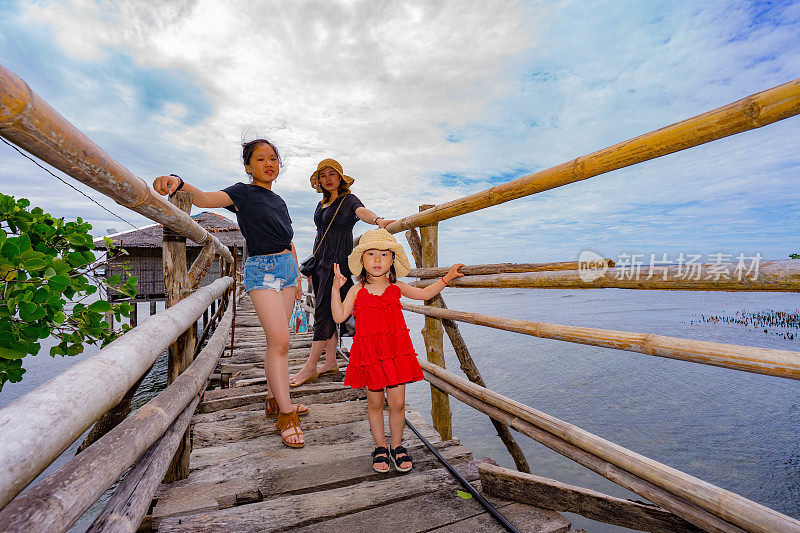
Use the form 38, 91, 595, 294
411, 260, 800, 291
420, 361, 800, 533
403, 303, 800, 380
0, 64, 240, 531
0, 65, 232, 263
0, 277, 231, 510
0, 305, 235, 531
385, 77, 800, 234
380, 78, 800, 532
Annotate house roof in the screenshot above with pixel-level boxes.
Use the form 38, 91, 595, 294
93, 212, 244, 248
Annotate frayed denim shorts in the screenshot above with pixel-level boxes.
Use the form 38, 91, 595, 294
243, 252, 299, 293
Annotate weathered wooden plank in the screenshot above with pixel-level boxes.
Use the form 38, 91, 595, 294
289, 484, 570, 533
153, 439, 471, 527
479, 463, 702, 533
196, 387, 365, 414
429, 501, 571, 533
175, 412, 434, 476
157, 467, 459, 532
192, 400, 370, 447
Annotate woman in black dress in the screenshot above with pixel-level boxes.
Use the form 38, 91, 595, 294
290, 159, 393, 387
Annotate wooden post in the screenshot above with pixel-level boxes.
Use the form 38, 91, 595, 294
162, 190, 195, 482
129, 301, 137, 328
407, 228, 529, 472
418, 205, 451, 440
150, 300, 156, 315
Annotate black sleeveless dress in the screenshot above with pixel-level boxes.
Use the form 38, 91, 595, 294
311, 193, 364, 341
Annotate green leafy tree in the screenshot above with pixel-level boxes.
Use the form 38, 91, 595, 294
0, 194, 138, 391
790, 253, 799, 259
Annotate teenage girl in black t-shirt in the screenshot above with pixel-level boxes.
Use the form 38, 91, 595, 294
152, 139, 307, 448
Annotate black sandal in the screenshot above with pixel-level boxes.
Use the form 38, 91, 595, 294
390, 445, 413, 472
371, 446, 390, 473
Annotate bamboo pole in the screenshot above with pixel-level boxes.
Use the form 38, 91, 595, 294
423, 370, 744, 533
418, 206, 452, 440
406, 229, 530, 473
187, 240, 218, 289
0, 64, 232, 263
75, 368, 150, 455
408, 259, 614, 279
0, 304, 234, 532
85, 395, 201, 533
0, 276, 232, 510
421, 361, 800, 533
385, 78, 800, 234
403, 303, 800, 381
410, 259, 800, 291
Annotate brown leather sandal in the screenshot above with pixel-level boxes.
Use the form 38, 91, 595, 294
275, 410, 304, 448
264, 396, 309, 417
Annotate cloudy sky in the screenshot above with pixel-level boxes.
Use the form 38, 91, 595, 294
0, 0, 798, 266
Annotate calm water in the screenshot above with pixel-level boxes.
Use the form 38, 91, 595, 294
3, 292, 798, 531
399, 288, 800, 531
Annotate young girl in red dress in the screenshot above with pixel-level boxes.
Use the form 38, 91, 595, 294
331, 229, 463, 473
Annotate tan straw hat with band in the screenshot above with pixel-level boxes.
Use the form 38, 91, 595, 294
310, 158, 355, 193
348, 229, 411, 278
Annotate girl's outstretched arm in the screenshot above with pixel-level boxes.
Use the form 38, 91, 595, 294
398, 263, 465, 301
331, 263, 359, 322
153, 175, 233, 208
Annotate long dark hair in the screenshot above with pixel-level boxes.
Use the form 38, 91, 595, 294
357, 251, 397, 284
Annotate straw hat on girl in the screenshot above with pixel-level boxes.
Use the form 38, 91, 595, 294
348, 229, 411, 278
310, 158, 355, 193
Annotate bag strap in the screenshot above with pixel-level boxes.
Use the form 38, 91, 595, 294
312, 193, 348, 257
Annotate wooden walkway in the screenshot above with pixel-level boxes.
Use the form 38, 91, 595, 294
146, 298, 573, 532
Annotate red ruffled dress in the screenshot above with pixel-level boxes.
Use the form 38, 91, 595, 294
344, 284, 424, 390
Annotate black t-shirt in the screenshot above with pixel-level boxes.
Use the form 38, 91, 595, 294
222, 182, 293, 255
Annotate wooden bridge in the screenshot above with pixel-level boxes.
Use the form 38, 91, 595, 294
0, 63, 799, 532
143, 299, 572, 532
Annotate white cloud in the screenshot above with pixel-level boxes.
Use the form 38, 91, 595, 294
2, 0, 799, 263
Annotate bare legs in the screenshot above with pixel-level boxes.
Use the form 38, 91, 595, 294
290, 333, 338, 385
249, 286, 304, 446
365, 385, 410, 471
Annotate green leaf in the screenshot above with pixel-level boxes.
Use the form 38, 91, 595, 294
88, 300, 111, 313
48, 274, 71, 291
0, 346, 27, 360
456, 490, 473, 500
1, 241, 20, 262
107, 274, 122, 285
43, 266, 57, 279
66, 251, 87, 267
22, 258, 48, 271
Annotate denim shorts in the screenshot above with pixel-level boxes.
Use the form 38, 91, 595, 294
243, 252, 299, 293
